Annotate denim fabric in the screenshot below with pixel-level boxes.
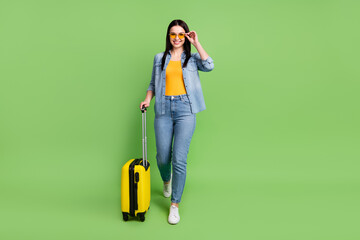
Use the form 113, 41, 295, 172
147, 50, 214, 115
154, 94, 196, 203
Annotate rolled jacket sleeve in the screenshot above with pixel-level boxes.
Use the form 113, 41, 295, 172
194, 52, 214, 72
147, 55, 156, 93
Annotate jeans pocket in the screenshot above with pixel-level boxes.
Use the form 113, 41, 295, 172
181, 96, 190, 104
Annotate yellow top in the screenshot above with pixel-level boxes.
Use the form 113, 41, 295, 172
165, 60, 187, 96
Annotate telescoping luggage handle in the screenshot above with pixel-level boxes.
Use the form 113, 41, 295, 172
141, 106, 148, 167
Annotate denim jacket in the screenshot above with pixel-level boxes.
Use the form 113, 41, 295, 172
147, 49, 214, 115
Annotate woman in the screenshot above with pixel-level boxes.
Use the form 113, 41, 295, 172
139, 19, 214, 224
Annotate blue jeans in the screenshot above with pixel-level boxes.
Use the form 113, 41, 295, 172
154, 94, 196, 203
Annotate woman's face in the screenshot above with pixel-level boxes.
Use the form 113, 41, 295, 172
169, 25, 186, 50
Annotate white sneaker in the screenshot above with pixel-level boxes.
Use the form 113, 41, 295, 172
163, 174, 172, 198
168, 205, 180, 224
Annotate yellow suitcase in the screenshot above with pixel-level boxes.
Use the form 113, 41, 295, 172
121, 106, 150, 222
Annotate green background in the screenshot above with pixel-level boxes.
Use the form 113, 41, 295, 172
1, 0, 359, 239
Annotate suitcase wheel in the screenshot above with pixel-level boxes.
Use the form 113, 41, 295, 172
122, 212, 128, 221
138, 213, 145, 222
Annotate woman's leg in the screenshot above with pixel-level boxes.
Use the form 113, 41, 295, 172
171, 112, 196, 204
154, 113, 173, 183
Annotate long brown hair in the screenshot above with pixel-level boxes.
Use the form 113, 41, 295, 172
161, 19, 191, 70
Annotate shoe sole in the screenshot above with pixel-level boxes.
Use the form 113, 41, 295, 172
168, 218, 180, 224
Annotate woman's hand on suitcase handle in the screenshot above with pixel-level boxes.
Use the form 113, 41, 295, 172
140, 100, 150, 112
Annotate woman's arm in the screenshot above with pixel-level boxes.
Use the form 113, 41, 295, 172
144, 90, 154, 103
140, 90, 154, 111
140, 55, 157, 111
194, 42, 209, 60
186, 31, 214, 72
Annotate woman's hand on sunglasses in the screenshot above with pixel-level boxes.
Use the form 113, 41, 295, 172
185, 31, 199, 46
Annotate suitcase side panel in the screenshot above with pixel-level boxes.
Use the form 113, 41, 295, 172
134, 164, 151, 215
121, 159, 136, 213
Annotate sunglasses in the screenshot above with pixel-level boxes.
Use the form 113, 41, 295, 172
169, 33, 186, 39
